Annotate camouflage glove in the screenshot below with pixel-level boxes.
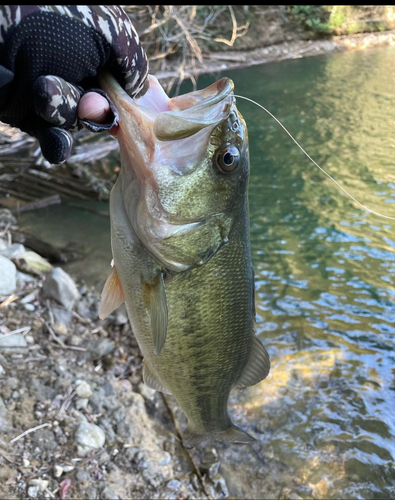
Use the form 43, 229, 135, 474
0, 5, 148, 164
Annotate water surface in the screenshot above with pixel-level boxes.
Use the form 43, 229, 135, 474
20, 46, 395, 498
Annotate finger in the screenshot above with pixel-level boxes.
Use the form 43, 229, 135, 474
78, 92, 110, 124
0, 65, 14, 88
33, 75, 82, 130
78, 89, 119, 133
36, 126, 74, 164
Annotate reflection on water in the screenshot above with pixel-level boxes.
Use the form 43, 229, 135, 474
19, 46, 395, 498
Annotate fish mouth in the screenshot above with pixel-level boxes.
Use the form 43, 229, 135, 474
99, 73, 234, 179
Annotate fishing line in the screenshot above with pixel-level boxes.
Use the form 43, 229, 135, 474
234, 94, 395, 221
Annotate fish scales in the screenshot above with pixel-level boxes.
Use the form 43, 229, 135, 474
99, 73, 270, 446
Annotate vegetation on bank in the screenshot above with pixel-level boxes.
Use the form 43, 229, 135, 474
288, 5, 395, 36
123, 5, 395, 87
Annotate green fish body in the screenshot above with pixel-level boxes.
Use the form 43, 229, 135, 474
99, 74, 270, 446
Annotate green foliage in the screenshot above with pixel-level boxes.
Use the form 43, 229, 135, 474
288, 5, 395, 36
288, 5, 332, 35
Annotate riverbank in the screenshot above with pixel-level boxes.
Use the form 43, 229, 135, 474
154, 29, 395, 85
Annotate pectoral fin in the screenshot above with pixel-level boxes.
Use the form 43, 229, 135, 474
142, 271, 168, 355
143, 360, 171, 394
237, 336, 270, 388
99, 266, 125, 320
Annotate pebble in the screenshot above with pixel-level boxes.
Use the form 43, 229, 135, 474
68, 334, 83, 347
17, 251, 53, 275
62, 465, 75, 473
24, 304, 35, 312
0, 334, 27, 354
29, 478, 49, 492
53, 464, 64, 478
0, 254, 16, 295
74, 420, 106, 455
88, 338, 115, 360
75, 381, 93, 399
138, 382, 156, 401
0, 243, 26, 260
43, 267, 80, 310
75, 398, 89, 410
53, 322, 68, 336
0, 364, 5, 375
20, 291, 37, 304
166, 479, 182, 491
27, 486, 39, 498
52, 306, 73, 326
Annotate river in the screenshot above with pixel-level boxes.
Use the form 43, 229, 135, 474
19, 46, 395, 499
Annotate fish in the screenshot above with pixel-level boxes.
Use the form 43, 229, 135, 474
98, 72, 270, 447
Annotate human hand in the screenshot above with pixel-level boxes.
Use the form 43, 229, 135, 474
0, 5, 148, 163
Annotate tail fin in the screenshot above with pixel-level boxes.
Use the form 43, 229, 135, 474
182, 423, 255, 448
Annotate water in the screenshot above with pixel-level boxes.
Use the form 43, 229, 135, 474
19, 47, 395, 498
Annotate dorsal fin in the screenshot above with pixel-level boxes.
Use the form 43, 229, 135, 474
99, 265, 125, 320
142, 271, 168, 355
236, 335, 270, 388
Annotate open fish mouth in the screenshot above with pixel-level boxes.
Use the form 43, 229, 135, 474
99, 73, 234, 180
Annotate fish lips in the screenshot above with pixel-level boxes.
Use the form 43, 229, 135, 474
154, 77, 235, 141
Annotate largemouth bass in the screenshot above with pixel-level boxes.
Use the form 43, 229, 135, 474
98, 73, 270, 447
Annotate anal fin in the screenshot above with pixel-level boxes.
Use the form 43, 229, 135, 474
237, 335, 270, 388
143, 361, 171, 394
99, 265, 125, 320
142, 271, 168, 355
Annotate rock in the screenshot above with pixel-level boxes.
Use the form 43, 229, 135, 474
74, 420, 106, 456
16, 251, 53, 275
0, 255, 16, 295
0, 243, 26, 260
27, 486, 39, 498
0, 209, 17, 226
166, 479, 182, 491
68, 334, 83, 347
53, 464, 63, 478
75, 398, 89, 410
43, 267, 81, 310
29, 479, 49, 492
0, 396, 7, 416
115, 304, 128, 325
88, 338, 115, 360
76, 381, 93, 399
24, 304, 35, 312
32, 429, 58, 451
138, 382, 156, 401
21, 291, 38, 304
0, 333, 27, 354
16, 271, 36, 284
76, 301, 91, 318
53, 322, 68, 336
52, 306, 73, 326
101, 486, 119, 500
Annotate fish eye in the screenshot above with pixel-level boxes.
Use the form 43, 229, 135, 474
216, 146, 240, 173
